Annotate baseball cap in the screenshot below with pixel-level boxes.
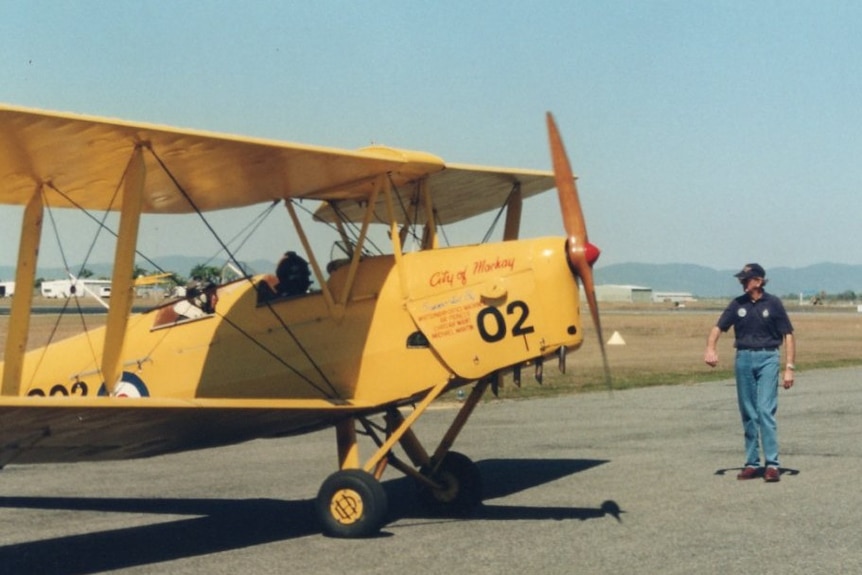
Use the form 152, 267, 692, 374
734, 263, 766, 281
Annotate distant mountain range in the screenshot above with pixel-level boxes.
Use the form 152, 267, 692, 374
595, 262, 862, 298
2, 258, 861, 299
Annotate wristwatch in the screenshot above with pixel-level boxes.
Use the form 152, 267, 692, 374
786, 363, 795, 370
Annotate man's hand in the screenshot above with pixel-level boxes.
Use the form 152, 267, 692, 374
704, 326, 721, 367
783, 368, 795, 389
704, 349, 719, 368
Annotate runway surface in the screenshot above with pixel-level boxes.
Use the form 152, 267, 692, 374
1, 366, 860, 574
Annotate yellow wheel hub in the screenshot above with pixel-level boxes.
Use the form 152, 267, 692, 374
329, 488, 364, 525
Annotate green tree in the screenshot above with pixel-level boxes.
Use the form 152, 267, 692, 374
165, 272, 184, 287
188, 263, 221, 283
837, 290, 856, 301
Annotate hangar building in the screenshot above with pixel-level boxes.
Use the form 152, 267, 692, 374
590, 284, 653, 303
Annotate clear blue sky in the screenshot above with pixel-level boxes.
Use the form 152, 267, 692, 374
2, 1, 861, 274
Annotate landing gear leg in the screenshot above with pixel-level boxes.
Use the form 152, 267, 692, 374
315, 417, 389, 538
315, 378, 489, 535
418, 450, 482, 516
416, 379, 489, 515
394, 379, 489, 516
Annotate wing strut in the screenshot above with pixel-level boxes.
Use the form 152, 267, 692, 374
503, 182, 522, 240
100, 147, 146, 395
285, 200, 339, 318
335, 178, 381, 307
1, 186, 44, 396
382, 176, 411, 300
420, 178, 438, 249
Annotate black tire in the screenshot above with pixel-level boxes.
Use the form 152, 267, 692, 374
418, 451, 483, 516
316, 469, 388, 538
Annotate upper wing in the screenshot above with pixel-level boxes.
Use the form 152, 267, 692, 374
0, 396, 375, 465
313, 160, 555, 226
0, 104, 441, 214
0, 104, 554, 221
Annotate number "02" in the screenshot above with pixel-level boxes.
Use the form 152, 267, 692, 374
476, 300, 535, 343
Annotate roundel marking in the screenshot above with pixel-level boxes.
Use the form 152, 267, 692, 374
98, 372, 151, 398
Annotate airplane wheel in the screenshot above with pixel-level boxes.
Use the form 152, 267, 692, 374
316, 469, 388, 538
418, 451, 483, 516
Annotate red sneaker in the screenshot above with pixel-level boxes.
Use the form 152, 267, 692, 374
737, 467, 760, 480
764, 467, 781, 482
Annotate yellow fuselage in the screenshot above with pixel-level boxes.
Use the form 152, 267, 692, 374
11, 237, 582, 414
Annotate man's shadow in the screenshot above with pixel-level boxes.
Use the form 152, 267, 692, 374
714, 466, 801, 478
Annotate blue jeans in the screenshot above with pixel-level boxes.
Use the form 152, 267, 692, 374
735, 349, 780, 468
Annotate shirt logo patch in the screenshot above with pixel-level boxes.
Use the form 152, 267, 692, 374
737, 308, 747, 318
762, 309, 770, 318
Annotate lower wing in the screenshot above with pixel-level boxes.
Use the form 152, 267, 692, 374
0, 397, 373, 466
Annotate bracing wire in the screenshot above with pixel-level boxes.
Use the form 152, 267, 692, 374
145, 146, 340, 398
322, 201, 384, 256
480, 183, 519, 244
435, 211, 450, 247
46, 182, 166, 274
198, 199, 281, 271
32, 145, 340, 399
27, 176, 127, 390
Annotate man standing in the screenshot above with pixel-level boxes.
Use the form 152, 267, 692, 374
704, 263, 796, 482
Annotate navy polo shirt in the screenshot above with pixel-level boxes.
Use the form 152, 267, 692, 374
716, 291, 794, 350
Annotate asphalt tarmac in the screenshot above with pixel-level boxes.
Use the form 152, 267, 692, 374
0, 366, 860, 574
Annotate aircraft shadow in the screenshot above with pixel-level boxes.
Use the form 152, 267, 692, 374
385, 457, 619, 524
0, 458, 615, 574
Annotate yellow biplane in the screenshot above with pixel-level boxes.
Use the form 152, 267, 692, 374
0, 104, 608, 537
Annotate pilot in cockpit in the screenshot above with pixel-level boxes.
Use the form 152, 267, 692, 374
275, 251, 311, 296
174, 278, 218, 320
257, 250, 311, 303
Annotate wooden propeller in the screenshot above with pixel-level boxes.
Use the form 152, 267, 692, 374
546, 112, 611, 389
